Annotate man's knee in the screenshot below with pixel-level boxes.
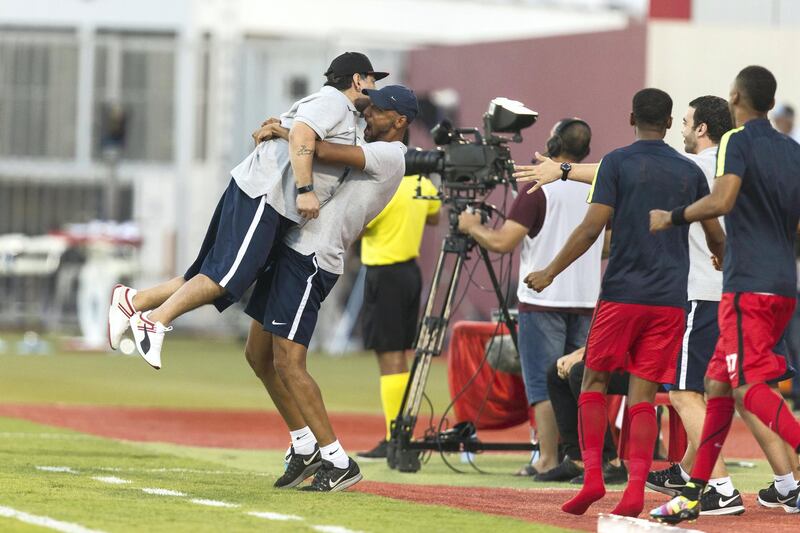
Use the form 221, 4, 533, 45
272, 337, 305, 379
669, 389, 697, 408
703, 377, 732, 399
244, 341, 273, 380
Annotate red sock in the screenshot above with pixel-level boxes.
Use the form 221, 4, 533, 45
611, 402, 656, 517
562, 392, 607, 515
689, 396, 735, 483
744, 383, 800, 452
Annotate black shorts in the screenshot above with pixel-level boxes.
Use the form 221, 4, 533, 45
363, 259, 422, 352
244, 244, 338, 348
184, 178, 293, 312
674, 300, 719, 392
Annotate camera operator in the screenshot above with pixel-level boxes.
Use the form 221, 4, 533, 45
458, 118, 603, 479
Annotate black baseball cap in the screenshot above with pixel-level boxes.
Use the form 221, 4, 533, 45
362, 85, 419, 123
324, 52, 389, 81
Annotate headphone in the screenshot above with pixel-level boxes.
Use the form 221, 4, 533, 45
545, 118, 591, 161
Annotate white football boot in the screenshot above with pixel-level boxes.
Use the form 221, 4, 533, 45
108, 284, 137, 350
130, 311, 172, 370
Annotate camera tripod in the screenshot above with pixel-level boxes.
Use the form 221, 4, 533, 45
387, 205, 536, 472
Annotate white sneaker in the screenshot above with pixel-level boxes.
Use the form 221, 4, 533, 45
130, 311, 171, 370
108, 284, 137, 350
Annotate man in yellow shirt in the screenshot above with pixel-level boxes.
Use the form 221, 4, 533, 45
357, 174, 441, 459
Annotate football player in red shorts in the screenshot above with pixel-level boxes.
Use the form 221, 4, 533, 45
528, 88, 725, 517
649, 65, 800, 524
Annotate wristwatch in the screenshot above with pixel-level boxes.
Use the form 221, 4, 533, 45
560, 162, 572, 181
296, 184, 314, 194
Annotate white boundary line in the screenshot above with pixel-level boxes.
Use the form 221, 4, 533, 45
312, 526, 362, 533
0, 505, 106, 533
189, 499, 240, 508
92, 476, 131, 485
95, 466, 270, 477
247, 511, 303, 521
141, 488, 186, 497
38, 466, 368, 532
36, 466, 78, 474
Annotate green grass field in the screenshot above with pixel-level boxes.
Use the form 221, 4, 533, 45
0, 333, 782, 532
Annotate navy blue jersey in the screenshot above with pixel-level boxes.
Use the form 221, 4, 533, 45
589, 140, 709, 308
716, 118, 800, 297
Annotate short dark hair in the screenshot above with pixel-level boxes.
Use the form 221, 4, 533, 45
324, 72, 368, 91
559, 121, 592, 162
688, 95, 733, 144
633, 88, 672, 129
735, 65, 777, 113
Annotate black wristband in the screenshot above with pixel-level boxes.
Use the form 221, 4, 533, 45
670, 206, 688, 226
296, 184, 314, 194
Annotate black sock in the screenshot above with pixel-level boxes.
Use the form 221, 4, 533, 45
681, 478, 705, 501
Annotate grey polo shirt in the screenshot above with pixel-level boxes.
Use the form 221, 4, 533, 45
283, 141, 407, 274
230, 86, 364, 223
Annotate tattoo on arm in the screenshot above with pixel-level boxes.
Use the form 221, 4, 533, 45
295, 145, 313, 157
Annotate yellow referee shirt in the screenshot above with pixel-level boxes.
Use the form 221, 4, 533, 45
361, 175, 441, 266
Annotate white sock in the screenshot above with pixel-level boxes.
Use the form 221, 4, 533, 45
678, 464, 691, 482
774, 472, 797, 497
708, 476, 735, 497
289, 426, 317, 456
320, 440, 349, 469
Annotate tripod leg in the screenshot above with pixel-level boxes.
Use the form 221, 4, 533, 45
478, 245, 518, 350
389, 241, 466, 471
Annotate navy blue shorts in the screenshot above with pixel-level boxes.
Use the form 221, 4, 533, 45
184, 178, 294, 312
244, 244, 339, 348
674, 300, 719, 392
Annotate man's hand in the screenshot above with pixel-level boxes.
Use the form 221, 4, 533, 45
252, 118, 286, 145
649, 209, 672, 233
711, 254, 723, 271
557, 347, 585, 380
513, 152, 561, 194
524, 269, 555, 292
458, 210, 482, 234
297, 191, 320, 219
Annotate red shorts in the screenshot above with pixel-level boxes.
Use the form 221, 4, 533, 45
706, 292, 796, 388
584, 300, 685, 383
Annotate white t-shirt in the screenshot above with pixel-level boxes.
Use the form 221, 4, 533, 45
284, 141, 407, 274
516, 180, 602, 308
229, 86, 364, 223
684, 146, 724, 302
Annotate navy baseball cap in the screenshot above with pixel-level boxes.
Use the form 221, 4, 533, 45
362, 85, 419, 123
325, 52, 389, 81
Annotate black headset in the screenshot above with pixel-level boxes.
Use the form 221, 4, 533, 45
545, 117, 591, 161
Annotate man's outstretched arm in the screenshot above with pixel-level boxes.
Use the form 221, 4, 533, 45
526, 203, 612, 292
513, 152, 599, 193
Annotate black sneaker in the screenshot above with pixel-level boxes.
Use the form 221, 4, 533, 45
570, 461, 627, 485
646, 463, 686, 496
534, 456, 583, 482
356, 440, 388, 460
274, 445, 321, 489
602, 461, 628, 485
300, 458, 362, 493
515, 463, 540, 477
699, 486, 745, 516
757, 482, 800, 513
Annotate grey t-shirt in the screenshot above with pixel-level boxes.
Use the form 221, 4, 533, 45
283, 141, 408, 274
229, 86, 364, 223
